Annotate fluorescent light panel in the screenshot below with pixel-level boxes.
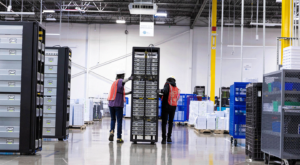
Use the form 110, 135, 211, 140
46, 33, 60, 36
250, 22, 281, 26
156, 21, 165, 24
46, 18, 56, 21
43, 10, 55, 13
155, 13, 167, 17
0, 12, 35, 15
116, 20, 126, 23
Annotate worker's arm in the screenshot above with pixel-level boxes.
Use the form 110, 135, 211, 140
122, 75, 134, 85
157, 83, 169, 95
125, 91, 132, 95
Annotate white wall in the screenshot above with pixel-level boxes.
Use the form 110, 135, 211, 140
44, 23, 281, 100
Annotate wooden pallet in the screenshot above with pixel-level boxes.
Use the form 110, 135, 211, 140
188, 124, 195, 127
93, 119, 101, 121
69, 125, 86, 130
84, 121, 94, 125
214, 130, 227, 134
175, 122, 187, 125
194, 128, 213, 134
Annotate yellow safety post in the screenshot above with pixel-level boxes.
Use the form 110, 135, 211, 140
281, 0, 291, 64
210, 0, 217, 103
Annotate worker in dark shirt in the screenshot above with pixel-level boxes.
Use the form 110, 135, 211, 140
157, 76, 180, 144
107, 71, 132, 143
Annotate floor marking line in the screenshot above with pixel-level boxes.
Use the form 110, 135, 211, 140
62, 158, 68, 164
45, 151, 59, 157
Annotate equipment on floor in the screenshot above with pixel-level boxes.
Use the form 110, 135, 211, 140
220, 87, 230, 106
245, 83, 263, 160
0, 22, 45, 154
130, 47, 160, 144
43, 47, 72, 141
229, 82, 250, 147
193, 86, 205, 97
262, 70, 300, 165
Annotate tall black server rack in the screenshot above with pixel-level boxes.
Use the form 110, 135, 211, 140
43, 47, 71, 141
0, 22, 45, 154
130, 47, 160, 144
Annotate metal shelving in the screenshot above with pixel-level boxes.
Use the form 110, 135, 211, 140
262, 69, 300, 164
43, 47, 71, 141
130, 47, 160, 144
0, 22, 45, 155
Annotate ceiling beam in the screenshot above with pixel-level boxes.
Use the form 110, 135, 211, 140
191, 0, 208, 29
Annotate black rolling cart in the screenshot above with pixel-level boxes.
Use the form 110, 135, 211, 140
130, 47, 160, 144
0, 22, 45, 155
42, 47, 71, 141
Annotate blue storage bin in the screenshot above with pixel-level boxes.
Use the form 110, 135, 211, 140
229, 82, 250, 139
272, 121, 281, 133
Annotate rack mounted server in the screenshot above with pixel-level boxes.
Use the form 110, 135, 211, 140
0, 22, 45, 154
43, 47, 71, 141
130, 47, 160, 144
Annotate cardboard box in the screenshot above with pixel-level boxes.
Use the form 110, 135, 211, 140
196, 116, 207, 129
207, 117, 216, 130
216, 117, 226, 130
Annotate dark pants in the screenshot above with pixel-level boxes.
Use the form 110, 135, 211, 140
161, 106, 176, 139
109, 107, 123, 139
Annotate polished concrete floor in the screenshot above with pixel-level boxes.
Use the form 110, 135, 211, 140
0, 118, 281, 165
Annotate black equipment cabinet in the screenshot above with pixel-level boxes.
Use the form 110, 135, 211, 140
130, 47, 160, 144
220, 87, 230, 106
43, 47, 71, 141
0, 22, 45, 154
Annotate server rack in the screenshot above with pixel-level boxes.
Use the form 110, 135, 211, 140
0, 22, 45, 154
43, 47, 71, 141
130, 47, 160, 144
220, 87, 230, 106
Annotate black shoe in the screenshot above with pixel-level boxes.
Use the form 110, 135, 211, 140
161, 139, 166, 144
109, 134, 114, 141
117, 139, 124, 143
167, 137, 172, 143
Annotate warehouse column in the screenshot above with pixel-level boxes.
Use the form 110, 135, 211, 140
281, 0, 291, 64
210, 0, 217, 103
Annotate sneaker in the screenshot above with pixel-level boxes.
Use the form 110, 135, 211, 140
167, 137, 172, 143
161, 139, 166, 144
117, 139, 124, 143
109, 133, 114, 141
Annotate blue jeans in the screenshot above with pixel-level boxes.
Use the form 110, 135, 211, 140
109, 107, 123, 139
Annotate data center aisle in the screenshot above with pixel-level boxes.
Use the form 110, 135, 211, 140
0, 118, 267, 165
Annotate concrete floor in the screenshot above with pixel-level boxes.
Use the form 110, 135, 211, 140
0, 118, 276, 165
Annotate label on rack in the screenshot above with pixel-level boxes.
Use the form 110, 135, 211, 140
47, 88, 52, 93
48, 66, 53, 70
47, 98, 52, 102
9, 50, 16, 55
6, 127, 14, 132
8, 95, 15, 100
258, 91, 261, 97
47, 129, 51, 133
145, 136, 151, 140
6, 139, 13, 144
8, 70, 16, 75
7, 107, 15, 112
48, 80, 53, 85
9, 38, 17, 44
8, 82, 15, 87
137, 136, 143, 140
47, 120, 51, 124
48, 58, 54, 62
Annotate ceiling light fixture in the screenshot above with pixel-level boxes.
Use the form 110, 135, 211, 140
156, 21, 165, 24
0, 12, 34, 15
46, 33, 60, 36
155, 13, 167, 17
43, 10, 55, 13
116, 20, 126, 24
250, 22, 281, 26
46, 18, 56, 21
4, 17, 15, 20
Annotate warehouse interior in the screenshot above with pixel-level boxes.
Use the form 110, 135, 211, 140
0, 0, 299, 165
